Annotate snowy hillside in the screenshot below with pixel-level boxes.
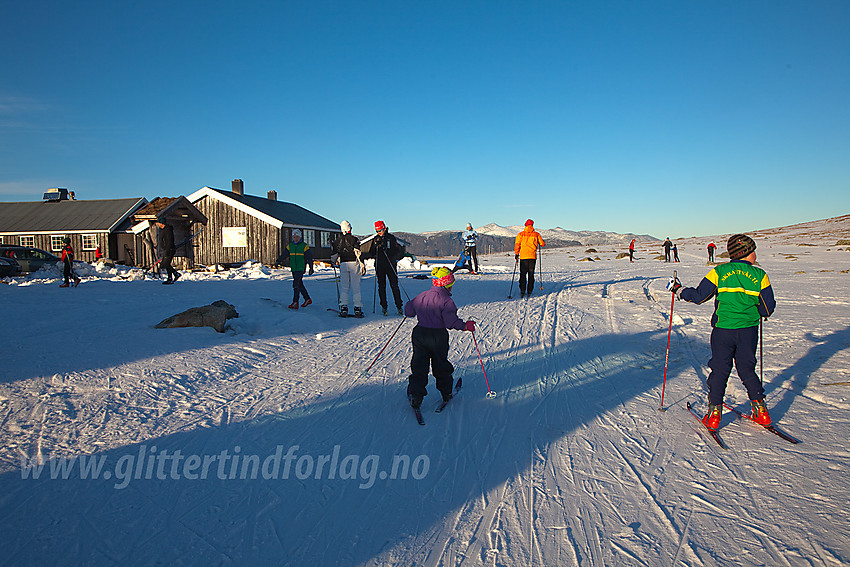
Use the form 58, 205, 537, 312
477, 222, 658, 246
1, 216, 849, 566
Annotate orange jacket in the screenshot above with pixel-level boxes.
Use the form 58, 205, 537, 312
514, 226, 545, 259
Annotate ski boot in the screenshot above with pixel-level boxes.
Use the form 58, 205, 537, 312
702, 404, 722, 431
382, 308, 388, 316
288, 301, 299, 309
751, 399, 772, 426
301, 298, 312, 307
397, 307, 404, 316
59, 283, 70, 288
353, 306, 363, 318
339, 305, 348, 318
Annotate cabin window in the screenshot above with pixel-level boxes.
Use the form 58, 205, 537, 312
320, 231, 331, 247
82, 235, 98, 250
304, 230, 316, 247
19, 235, 34, 247
51, 235, 64, 252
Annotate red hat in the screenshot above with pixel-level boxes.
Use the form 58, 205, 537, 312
525, 219, 534, 226
375, 220, 386, 231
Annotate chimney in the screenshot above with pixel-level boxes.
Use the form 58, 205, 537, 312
232, 179, 244, 195
267, 190, 277, 201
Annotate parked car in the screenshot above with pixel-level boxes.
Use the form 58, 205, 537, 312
0, 246, 61, 272
0, 256, 22, 277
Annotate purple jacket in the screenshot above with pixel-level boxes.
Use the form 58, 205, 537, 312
404, 286, 466, 330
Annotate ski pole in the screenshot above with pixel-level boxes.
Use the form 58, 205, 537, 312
538, 247, 544, 291
471, 330, 497, 398
359, 317, 407, 379
332, 263, 341, 306
760, 318, 764, 383
381, 247, 411, 302
660, 270, 677, 411
507, 257, 518, 298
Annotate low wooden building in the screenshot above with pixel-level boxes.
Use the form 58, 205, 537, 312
130, 197, 208, 269
0, 189, 148, 264
187, 180, 341, 266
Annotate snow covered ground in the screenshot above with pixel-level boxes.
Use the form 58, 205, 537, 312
1, 218, 849, 566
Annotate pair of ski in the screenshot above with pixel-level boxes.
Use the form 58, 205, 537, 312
686, 402, 799, 449
326, 308, 364, 318
412, 378, 462, 426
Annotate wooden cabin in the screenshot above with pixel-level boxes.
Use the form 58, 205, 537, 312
186, 180, 341, 267
0, 189, 148, 264
130, 197, 208, 269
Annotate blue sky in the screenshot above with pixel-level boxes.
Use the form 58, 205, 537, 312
2, 1, 848, 238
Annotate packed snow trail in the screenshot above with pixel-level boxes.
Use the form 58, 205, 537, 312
1, 233, 849, 565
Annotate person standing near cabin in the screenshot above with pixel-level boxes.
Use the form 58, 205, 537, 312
672, 243, 680, 262
156, 219, 180, 284
667, 234, 776, 431
59, 237, 80, 288
366, 220, 403, 316
707, 241, 717, 263
514, 219, 545, 298
281, 229, 313, 309
629, 238, 636, 263
462, 223, 480, 273
331, 220, 365, 318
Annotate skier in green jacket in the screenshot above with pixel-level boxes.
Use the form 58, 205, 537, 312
668, 234, 776, 430
280, 229, 314, 309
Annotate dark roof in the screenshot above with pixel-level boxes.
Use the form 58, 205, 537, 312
203, 187, 339, 230
0, 198, 148, 233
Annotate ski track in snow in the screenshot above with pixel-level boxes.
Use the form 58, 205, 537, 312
1, 230, 850, 566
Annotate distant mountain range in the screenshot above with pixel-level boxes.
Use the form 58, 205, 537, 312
388, 224, 659, 258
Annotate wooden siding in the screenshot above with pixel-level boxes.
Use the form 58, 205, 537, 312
191, 196, 339, 266
2, 232, 112, 264
193, 196, 283, 266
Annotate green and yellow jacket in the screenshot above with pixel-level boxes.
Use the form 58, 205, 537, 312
680, 260, 776, 329
281, 241, 313, 273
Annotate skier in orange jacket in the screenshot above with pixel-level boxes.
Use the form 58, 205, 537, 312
514, 219, 545, 297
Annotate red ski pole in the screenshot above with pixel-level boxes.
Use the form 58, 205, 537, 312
660, 270, 677, 411
359, 317, 407, 378
471, 330, 497, 398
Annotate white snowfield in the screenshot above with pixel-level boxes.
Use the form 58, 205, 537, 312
1, 217, 848, 566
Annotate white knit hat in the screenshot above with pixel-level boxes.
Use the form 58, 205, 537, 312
292, 229, 302, 238
340, 220, 352, 233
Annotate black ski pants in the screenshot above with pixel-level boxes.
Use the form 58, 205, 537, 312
161, 252, 178, 281
376, 264, 402, 310
408, 326, 454, 401
468, 246, 479, 272
519, 258, 536, 295
706, 326, 763, 406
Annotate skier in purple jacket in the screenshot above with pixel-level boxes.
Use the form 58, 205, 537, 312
404, 266, 475, 409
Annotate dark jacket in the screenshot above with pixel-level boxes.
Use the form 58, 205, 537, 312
332, 233, 361, 263
366, 232, 401, 267
61, 244, 74, 266
157, 223, 175, 255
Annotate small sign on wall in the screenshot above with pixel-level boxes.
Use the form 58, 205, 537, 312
222, 227, 247, 248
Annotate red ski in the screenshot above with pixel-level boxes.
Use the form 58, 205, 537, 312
686, 402, 728, 449
722, 403, 800, 444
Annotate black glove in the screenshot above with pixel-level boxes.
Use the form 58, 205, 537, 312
666, 276, 682, 295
